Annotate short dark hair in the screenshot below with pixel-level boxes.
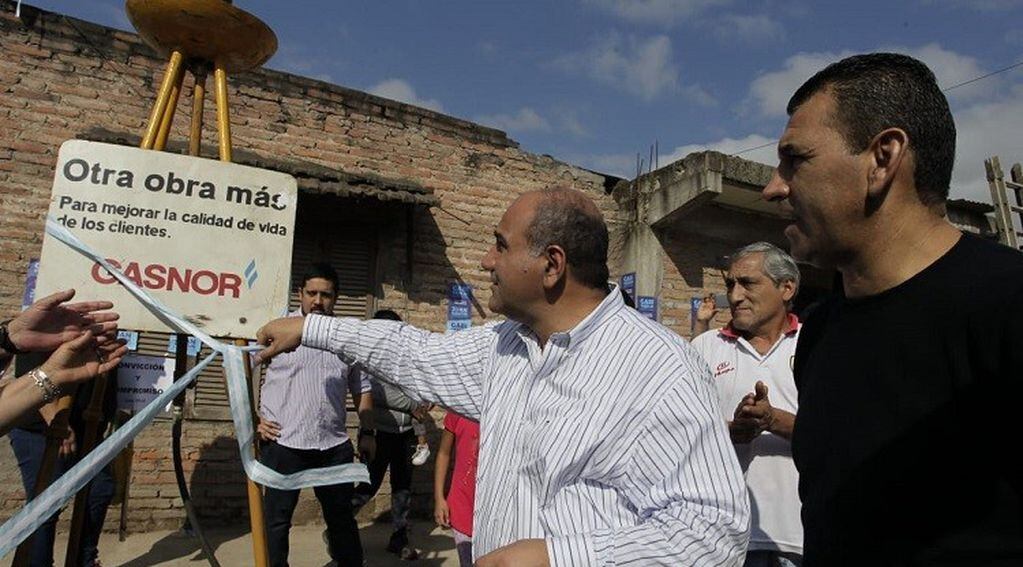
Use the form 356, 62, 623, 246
300, 262, 338, 291
787, 52, 956, 205
526, 187, 609, 289
373, 309, 402, 321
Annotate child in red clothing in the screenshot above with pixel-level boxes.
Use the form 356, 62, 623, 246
433, 412, 479, 567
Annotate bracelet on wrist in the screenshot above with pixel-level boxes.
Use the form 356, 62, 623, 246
29, 367, 63, 403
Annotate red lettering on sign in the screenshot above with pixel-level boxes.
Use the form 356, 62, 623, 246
89, 259, 242, 299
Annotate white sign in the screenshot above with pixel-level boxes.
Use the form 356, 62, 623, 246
116, 354, 175, 412
35, 140, 297, 338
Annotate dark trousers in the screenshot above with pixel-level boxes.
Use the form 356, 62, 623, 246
260, 440, 362, 567
9, 428, 115, 567
352, 430, 415, 533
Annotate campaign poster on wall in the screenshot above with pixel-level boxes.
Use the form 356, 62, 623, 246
620, 272, 636, 304
447, 282, 473, 331
637, 296, 658, 321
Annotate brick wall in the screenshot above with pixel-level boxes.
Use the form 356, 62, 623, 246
0, 3, 626, 533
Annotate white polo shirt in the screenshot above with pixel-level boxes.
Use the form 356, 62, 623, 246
691, 314, 803, 555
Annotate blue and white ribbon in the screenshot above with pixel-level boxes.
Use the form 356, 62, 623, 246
0, 217, 369, 557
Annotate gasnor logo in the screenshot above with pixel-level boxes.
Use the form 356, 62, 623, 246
91, 259, 244, 298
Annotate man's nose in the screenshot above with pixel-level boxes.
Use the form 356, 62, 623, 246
728, 287, 744, 306
763, 169, 789, 202
481, 247, 496, 270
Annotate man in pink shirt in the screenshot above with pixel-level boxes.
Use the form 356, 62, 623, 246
433, 412, 479, 567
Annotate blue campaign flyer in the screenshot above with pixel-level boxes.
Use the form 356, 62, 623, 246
637, 296, 658, 321
447, 282, 473, 331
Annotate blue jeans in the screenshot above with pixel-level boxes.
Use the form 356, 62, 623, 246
9, 428, 115, 567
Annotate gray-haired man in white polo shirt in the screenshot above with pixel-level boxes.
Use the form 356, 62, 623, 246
692, 242, 803, 567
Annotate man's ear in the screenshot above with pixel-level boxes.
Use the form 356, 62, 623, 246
866, 127, 909, 201
543, 244, 567, 289
779, 279, 797, 304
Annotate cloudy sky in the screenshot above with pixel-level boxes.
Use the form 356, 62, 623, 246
26, 0, 1023, 202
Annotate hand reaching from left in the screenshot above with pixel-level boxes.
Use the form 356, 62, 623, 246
7, 289, 119, 353
39, 330, 127, 388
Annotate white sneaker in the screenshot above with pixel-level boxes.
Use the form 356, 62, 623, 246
411, 443, 430, 466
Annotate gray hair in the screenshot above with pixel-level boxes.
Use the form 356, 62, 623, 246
730, 242, 801, 291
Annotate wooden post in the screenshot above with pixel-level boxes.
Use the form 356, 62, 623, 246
63, 374, 110, 567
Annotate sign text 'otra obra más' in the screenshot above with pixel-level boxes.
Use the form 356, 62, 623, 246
35, 140, 298, 338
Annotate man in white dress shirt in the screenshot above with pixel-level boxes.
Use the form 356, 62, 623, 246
691, 242, 803, 566
257, 187, 750, 566
256, 263, 376, 567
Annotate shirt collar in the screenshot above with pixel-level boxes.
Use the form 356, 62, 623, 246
514, 283, 625, 350
719, 312, 799, 340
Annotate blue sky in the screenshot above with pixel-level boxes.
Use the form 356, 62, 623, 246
22, 0, 1023, 202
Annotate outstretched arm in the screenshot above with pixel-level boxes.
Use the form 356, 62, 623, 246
257, 315, 495, 420
0, 331, 126, 435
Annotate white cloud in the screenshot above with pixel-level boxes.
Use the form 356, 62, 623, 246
745, 50, 852, 118
552, 33, 709, 102
367, 79, 444, 112
476, 108, 552, 133
663, 134, 779, 167
908, 44, 994, 100
712, 14, 785, 44
745, 44, 996, 119
583, 0, 731, 26
558, 111, 591, 138
949, 85, 1023, 201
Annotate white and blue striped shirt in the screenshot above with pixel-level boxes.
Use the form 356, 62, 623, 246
304, 289, 749, 565
260, 311, 370, 451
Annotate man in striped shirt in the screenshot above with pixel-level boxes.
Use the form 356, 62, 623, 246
256, 263, 376, 567
258, 188, 750, 566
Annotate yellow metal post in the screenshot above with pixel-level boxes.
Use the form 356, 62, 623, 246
215, 58, 269, 566
214, 63, 232, 163
140, 49, 184, 150
154, 66, 186, 152
189, 68, 207, 157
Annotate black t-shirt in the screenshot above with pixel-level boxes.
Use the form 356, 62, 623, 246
793, 233, 1023, 566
